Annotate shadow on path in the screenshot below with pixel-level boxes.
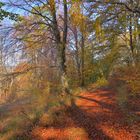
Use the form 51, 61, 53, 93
77, 95, 117, 111
69, 103, 113, 140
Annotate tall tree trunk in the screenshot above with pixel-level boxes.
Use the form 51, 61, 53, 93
129, 14, 135, 65
74, 28, 81, 85
135, 16, 140, 63
60, 0, 70, 94
51, 0, 69, 94
129, 0, 135, 65
80, 2, 85, 87
81, 33, 85, 87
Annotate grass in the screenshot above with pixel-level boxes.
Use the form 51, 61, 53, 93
116, 85, 128, 109
0, 93, 46, 140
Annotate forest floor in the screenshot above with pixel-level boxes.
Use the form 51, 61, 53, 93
0, 87, 140, 140
31, 87, 140, 140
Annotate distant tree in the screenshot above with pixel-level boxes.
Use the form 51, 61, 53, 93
0, 2, 18, 21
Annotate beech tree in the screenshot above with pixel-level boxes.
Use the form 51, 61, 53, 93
1, 0, 139, 101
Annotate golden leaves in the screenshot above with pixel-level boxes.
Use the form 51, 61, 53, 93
94, 17, 105, 41
48, 0, 56, 14
95, 17, 101, 37
69, 2, 86, 33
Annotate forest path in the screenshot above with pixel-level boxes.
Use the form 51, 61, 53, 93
32, 88, 140, 140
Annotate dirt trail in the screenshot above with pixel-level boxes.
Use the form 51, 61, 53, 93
32, 88, 140, 140
71, 89, 140, 140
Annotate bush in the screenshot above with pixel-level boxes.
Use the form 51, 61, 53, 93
110, 64, 140, 96
94, 77, 109, 88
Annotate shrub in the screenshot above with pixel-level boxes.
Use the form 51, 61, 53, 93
110, 64, 140, 96
94, 77, 109, 88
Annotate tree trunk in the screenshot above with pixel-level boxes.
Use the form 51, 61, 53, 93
129, 14, 135, 65
51, 0, 69, 94
81, 33, 85, 87
135, 16, 140, 63
74, 28, 81, 85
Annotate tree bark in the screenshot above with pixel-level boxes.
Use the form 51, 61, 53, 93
51, 0, 69, 94
129, 14, 135, 65
74, 28, 81, 85
81, 33, 85, 87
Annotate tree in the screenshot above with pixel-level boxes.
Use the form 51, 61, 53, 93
0, 2, 18, 21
